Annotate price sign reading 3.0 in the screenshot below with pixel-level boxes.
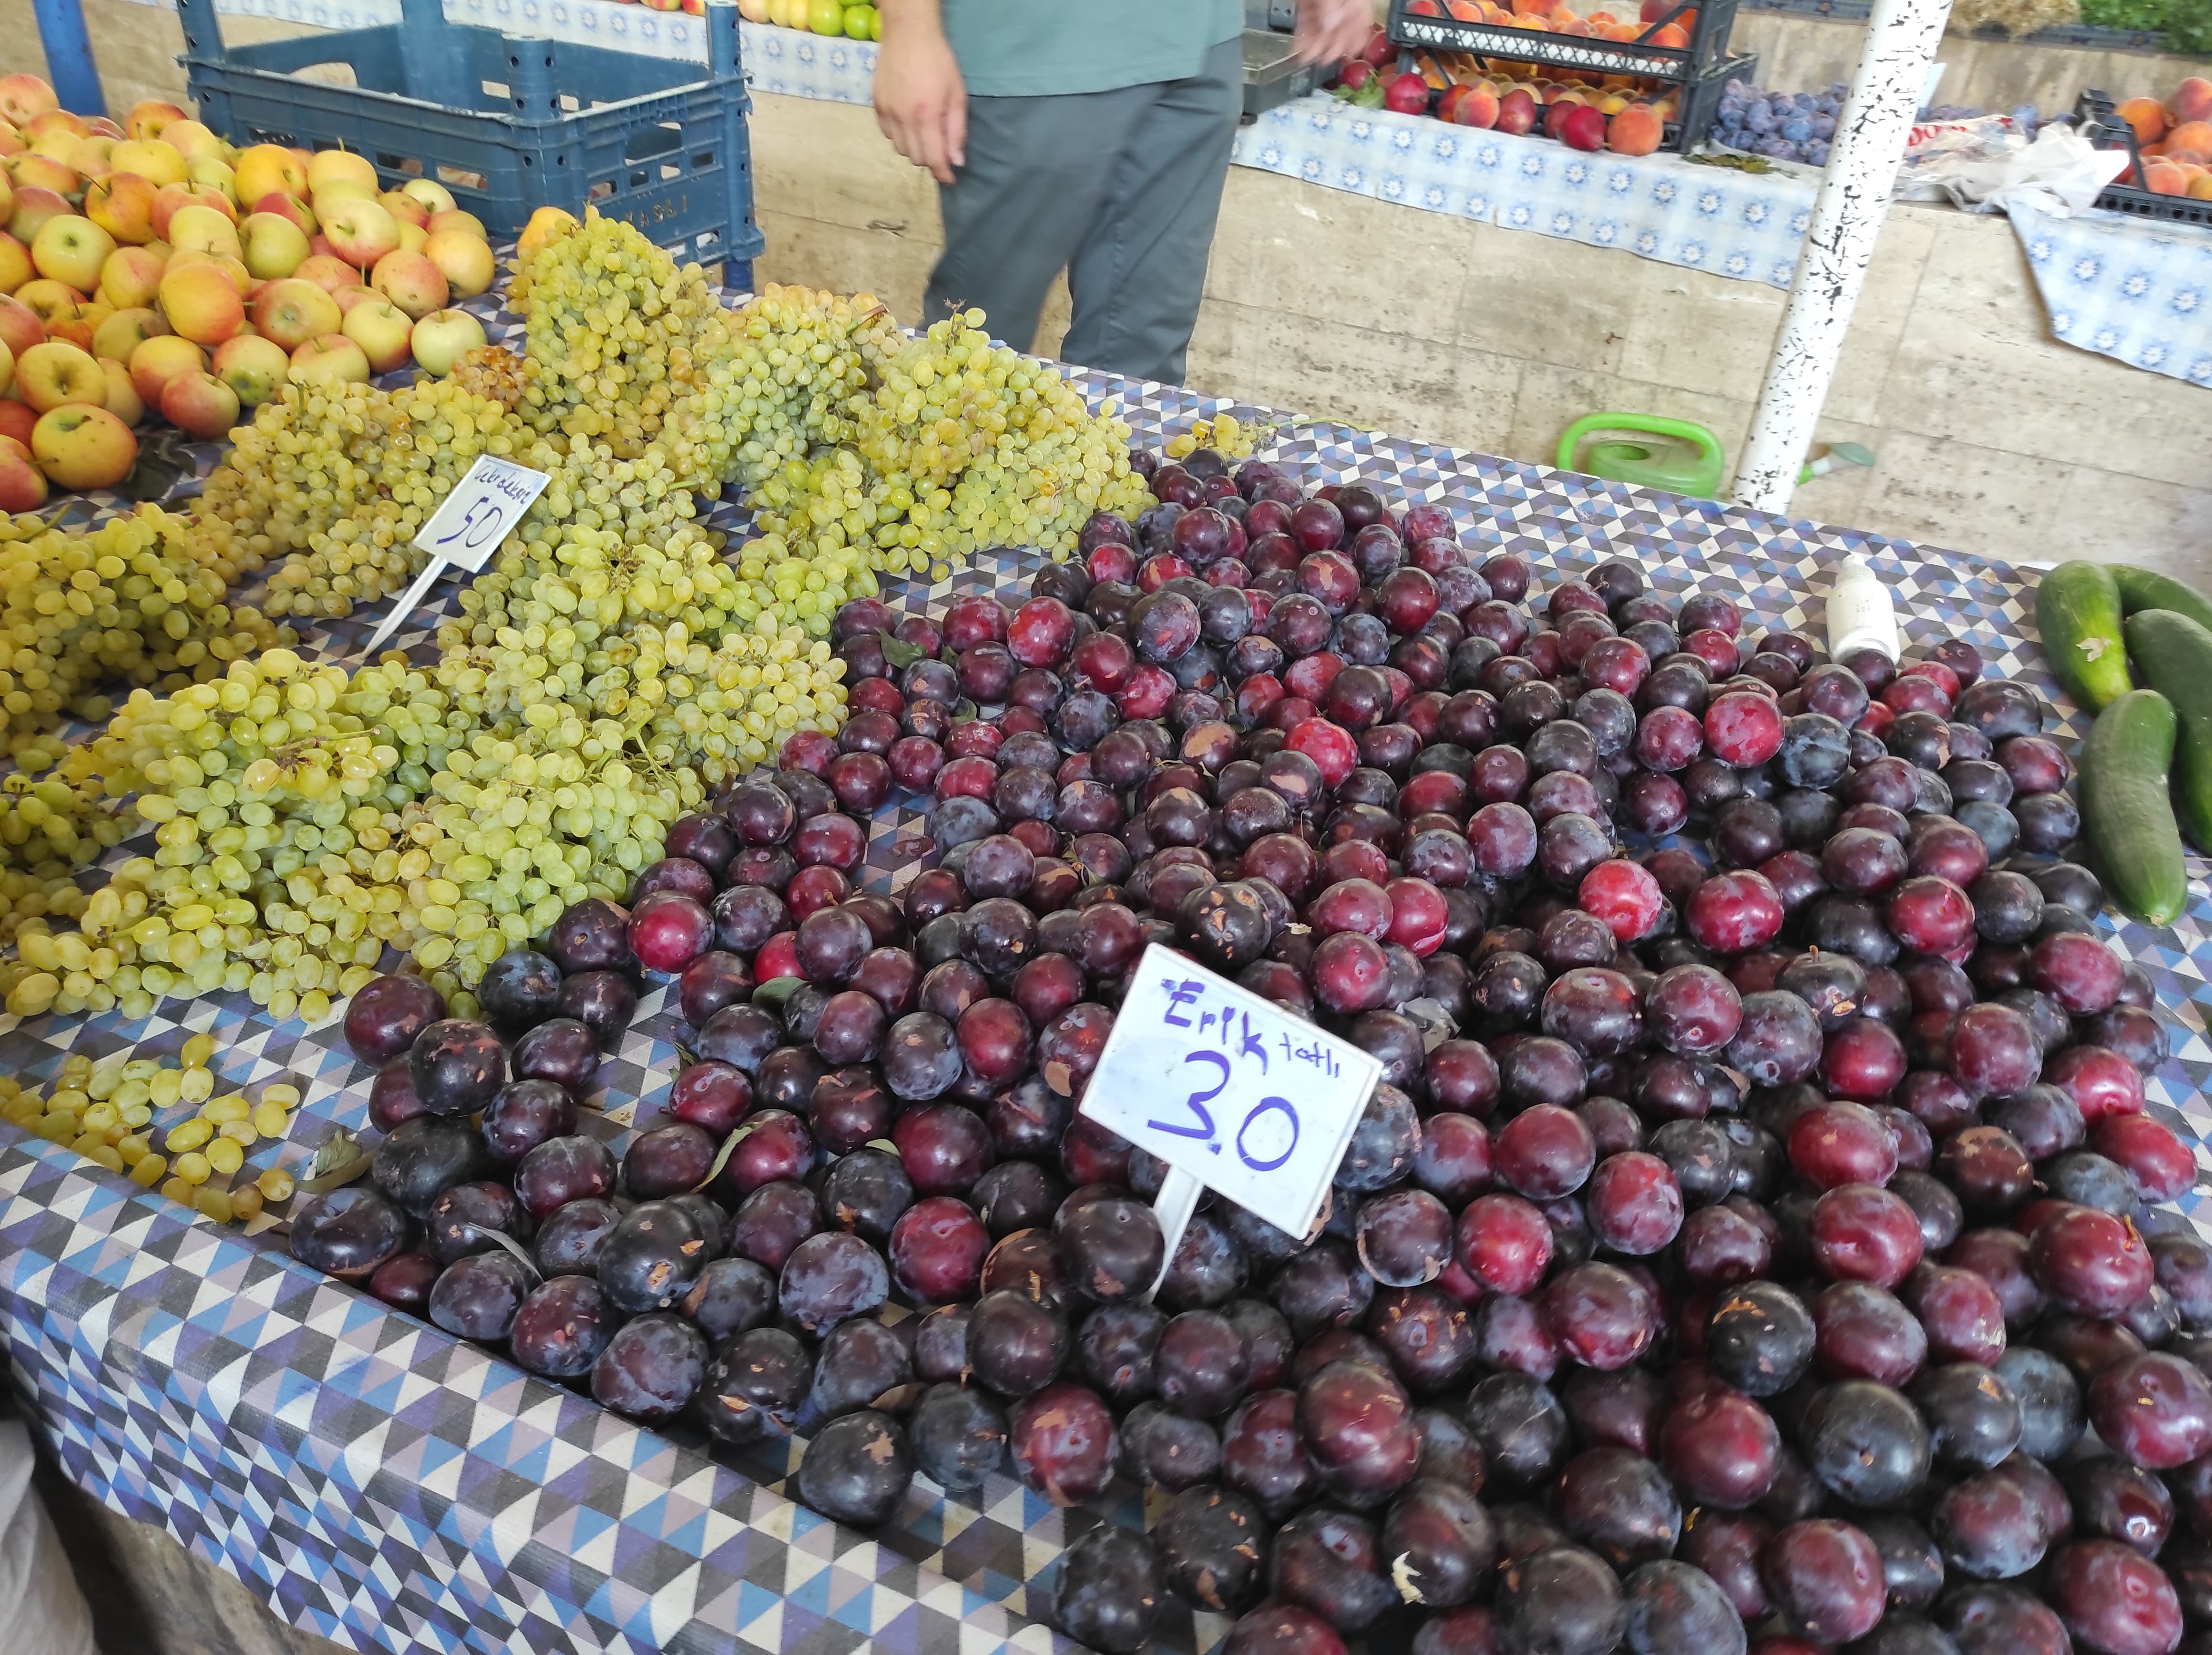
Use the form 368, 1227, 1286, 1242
1080, 945, 1383, 1243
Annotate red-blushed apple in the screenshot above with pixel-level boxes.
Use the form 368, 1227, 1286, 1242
242, 211, 311, 280
371, 248, 448, 319
14, 339, 106, 412
31, 402, 137, 490
426, 208, 488, 240
423, 226, 495, 298
26, 110, 89, 143
44, 308, 98, 354
93, 305, 167, 363
123, 101, 187, 143
250, 276, 341, 351
399, 177, 456, 216
252, 191, 316, 235
0, 434, 46, 511
0, 294, 44, 358
233, 143, 309, 207
14, 280, 84, 326
30, 213, 116, 290
9, 186, 73, 248
85, 172, 158, 245
86, 117, 125, 141
1561, 103, 1608, 150
167, 203, 241, 262
151, 183, 233, 241
97, 244, 165, 310
0, 75, 61, 128
0, 231, 29, 293
9, 153, 80, 201
161, 121, 225, 168
158, 261, 246, 347
289, 333, 371, 387
0, 401, 33, 449
212, 333, 288, 406
1497, 87, 1539, 134
159, 368, 239, 439
0, 130, 23, 160
291, 253, 358, 295
331, 284, 380, 316
129, 333, 206, 406
307, 147, 378, 197
324, 198, 400, 269
100, 358, 143, 424
379, 189, 430, 232
75, 137, 118, 178
0, 338, 10, 398
410, 307, 485, 376
109, 137, 188, 188
340, 296, 414, 371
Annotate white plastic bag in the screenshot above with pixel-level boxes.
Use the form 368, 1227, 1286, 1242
1897, 121, 2130, 216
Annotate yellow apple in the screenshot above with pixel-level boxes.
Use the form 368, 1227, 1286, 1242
251, 276, 341, 351
0, 230, 30, 293
340, 296, 415, 371
410, 307, 485, 377
14, 280, 85, 325
31, 403, 136, 490
158, 368, 239, 439
97, 245, 166, 310
188, 157, 236, 197
9, 185, 72, 247
124, 102, 188, 143
44, 305, 97, 353
14, 339, 106, 412
109, 137, 188, 189
9, 153, 80, 201
421, 226, 497, 299
128, 333, 206, 406
75, 137, 117, 177
307, 147, 378, 196
25, 111, 87, 143
162, 121, 226, 168
85, 171, 158, 245
399, 178, 457, 217
0, 337, 10, 397
31, 215, 116, 292
242, 211, 311, 280
332, 284, 379, 316
0, 76, 60, 130
93, 305, 167, 362
380, 189, 430, 231
152, 184, 234, 241
100, 357, 143, 424
158, 261, 246, 346
325, 199, 400, 271
427, 208, 488, 240
168, 203, 241, 262
0, 174, 12, 234
292, 253, 358, 295
0, 434, 47, 511
370, 248, 448, 319
233, 143, 308, 208
398, 222, 428, 255
251, 191, 316, 235
289, 333, 370, 387
212, 333, 289, 406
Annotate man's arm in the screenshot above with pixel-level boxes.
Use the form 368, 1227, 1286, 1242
1295, 0, 1377, 65
874, 0, 968, 185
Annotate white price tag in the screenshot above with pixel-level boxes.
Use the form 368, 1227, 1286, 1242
1080, 945, 1383, 1260
359, 456, 552, 658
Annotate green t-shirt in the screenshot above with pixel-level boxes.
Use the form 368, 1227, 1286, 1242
943, 0, 1244, 97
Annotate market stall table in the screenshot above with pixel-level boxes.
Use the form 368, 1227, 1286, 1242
4, 288, 2211, 1649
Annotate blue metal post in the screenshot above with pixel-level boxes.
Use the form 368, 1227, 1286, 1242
29, 0, 106, 118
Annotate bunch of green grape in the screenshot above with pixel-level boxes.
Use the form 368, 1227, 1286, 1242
722, 284, 902, 487
196, 378, 527, 621
511, 209, 740, 490
0, 506, 299, 764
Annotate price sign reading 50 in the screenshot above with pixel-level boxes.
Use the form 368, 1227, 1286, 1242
1080, 945, 1383, 1242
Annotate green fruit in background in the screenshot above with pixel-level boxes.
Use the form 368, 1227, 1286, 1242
807, 0, 843, 33
844, 3, 876, 39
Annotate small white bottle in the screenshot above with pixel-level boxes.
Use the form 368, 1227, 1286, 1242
1827, 554, 1899, 664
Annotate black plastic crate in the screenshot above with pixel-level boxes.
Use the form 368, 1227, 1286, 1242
178, 0, 765, 281
1389, 0, 1742, 82
2075, 88, 2212, 228
1665, 53, 1755, 152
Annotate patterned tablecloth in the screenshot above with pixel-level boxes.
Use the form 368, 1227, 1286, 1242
4, 282, 2211, 1653
2008, 200, 2212, 389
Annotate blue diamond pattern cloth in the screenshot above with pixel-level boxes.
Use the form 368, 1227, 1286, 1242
2009, 200, 2212, 389
1231, 92, 1817, 289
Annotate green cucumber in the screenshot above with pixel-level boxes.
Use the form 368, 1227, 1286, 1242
2079, 688, 2188, 927
2113, 564, 2212, 635
2123, 607, 2212, 852
2035, 561, 2132, 712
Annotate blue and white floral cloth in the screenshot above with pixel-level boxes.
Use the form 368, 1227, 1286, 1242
2008, 201, 2212, 389
1231, 92, 1818, 289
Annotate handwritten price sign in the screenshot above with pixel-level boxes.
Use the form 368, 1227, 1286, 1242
360, 457, 553, 657
1080, 945, 1382, 1249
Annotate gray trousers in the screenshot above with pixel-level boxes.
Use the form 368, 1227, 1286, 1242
924, 38, 1242, 386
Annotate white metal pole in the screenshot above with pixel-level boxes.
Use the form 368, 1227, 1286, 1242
1731, 0, 1954, 514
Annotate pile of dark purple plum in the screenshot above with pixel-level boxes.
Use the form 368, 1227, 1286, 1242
293, 448, 2209, 1655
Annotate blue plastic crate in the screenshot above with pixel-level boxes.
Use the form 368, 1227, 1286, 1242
177, 0, 764, 286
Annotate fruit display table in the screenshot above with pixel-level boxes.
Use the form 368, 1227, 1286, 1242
5, 270, 2212, 1651
2007, 200, 2212, 388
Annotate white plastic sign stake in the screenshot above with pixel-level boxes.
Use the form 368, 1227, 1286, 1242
1079, 944, 1384, 1295
360, 456, 552, 658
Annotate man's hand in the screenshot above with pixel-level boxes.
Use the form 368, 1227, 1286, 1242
874, 0, 966, 185
1295, 0, 1378, 65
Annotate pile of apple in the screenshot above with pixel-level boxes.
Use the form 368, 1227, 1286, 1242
731, 0, 881, 40
0, 72, 500, 512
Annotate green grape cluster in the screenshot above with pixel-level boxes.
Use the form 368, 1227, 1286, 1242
0, 506, 298, 763
723, 285, 902, 487
512, 209, 739, 489
195, 378, 526, 621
